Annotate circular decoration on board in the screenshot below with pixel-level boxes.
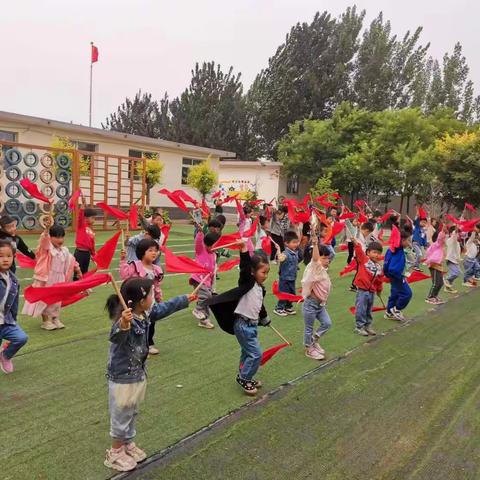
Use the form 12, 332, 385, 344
41, 185, 55, 199
5, 182, 22, 199
55, 200, 68, 213
5, 199, 22, 215
56, 184, 70, 199
23, 201, 38, 215
40, 169, 54, 184
7, 214, 21, 226
5, 148, 22, 166
40, 203, 52, 214
56, 153, 71, 169
55, 169, 71, 185
5, 166, 21, 182
40, 153, 54, 168
24, 152, 39, 167
22, 215, 38, 230
55, 214, 70, 227
22, 168, 39, 182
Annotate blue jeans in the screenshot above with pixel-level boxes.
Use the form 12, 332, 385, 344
326, 244, 336, 262
0, 324, 28, 359
412, 242, 423, 269
387, 277, 412, 312
446, 261, 461, 284
276, 278, 295, 310
234, 317, 262, 381
355, 289, 374, 328
303, 296, 332, 346
464, 257, 480, 282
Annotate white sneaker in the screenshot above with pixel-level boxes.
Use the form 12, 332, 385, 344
305, 345, 324, 360
392, 307, 405, 321
192, 309, 207, 320
104, 446, 137, 472
198, 319, 215, 329
41, 320, 57, 331
312, 335, 325, 354
148, 345, 159, 355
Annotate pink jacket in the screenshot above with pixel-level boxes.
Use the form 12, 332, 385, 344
33, 231, 77, 283
425, 231, 446, 266
190, 232, 215, 287
119, 259, 163, 302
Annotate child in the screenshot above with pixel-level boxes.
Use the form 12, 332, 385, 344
352, 239, 384, 336
120, 239, 163, 355
273, 231, 302, 317
0, 215, 36, 272
139, 211, 164, 231
0, 240, 27, 374
190, 231, 220, 329
22, 221, 82, 330
462, 227, 480, 287
269, 206, 289, 261
104, 277, 194, 472
412, 215, 428, 271
125, 224, 161, 264
383, 230, 413, 321
424, 226, 447, 304
74, 199, 96, 275
239, 206, 254, 255
203, 218, 223, 235
255, 215, 270, 253
207, 241, 271, 396
349, 221, 375, 292
301, 236, 332, 360
345, 217, 359, 264
444, 226, 461, 294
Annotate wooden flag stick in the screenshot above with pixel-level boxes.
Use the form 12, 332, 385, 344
377, 294, 386, 309
211, 241, 238, 251
192, 274, 209, 295
110, 274, 128, 310
269, 324, 291, 345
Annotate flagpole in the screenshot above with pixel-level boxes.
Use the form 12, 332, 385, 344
89, 41, 93, 127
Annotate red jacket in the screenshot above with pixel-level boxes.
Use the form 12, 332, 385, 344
75, 208, 96, 255
353, 243, 383, 293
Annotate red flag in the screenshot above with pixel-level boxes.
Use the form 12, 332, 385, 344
160, 224, 171, 246
389, 225, 401, 252
92, 231, 122, 270
68, 189, 82, 210
212, 232, 242, 250
349, 306, 386, 314
158, 189, 190, 213
272, 280, 304, 302
211, 191, 221, 199
248, 199, 265, 207
445, 214, 461, 225
243, 217, 259, 237
384, 270, 430, 284
219, 194, 239, 205
19, 179, 52, 204
16, 252, 36, 269
160, 246, 210, 274
465, 202, 476, 212
172, 190, 198, 206
319, 199, 335, 209
96, 203, 129, 220
260, 343, 290, 365
340, 259, 357, 277
378, 228, 385, 241
354, 199, 367, 209
357, 210, 368, 223
61, 293, 89, 308
339, 244, 348, 251
379, 209, 395, 224
324, 221, 345, 244
201, 197, 210, 218
235, 198, 244, 218
217, 258, 240, 272
24, 273, 111, 305
339, 212, 356, 220
261, 236, 272, 256
91, 44, 99, 63
129, 205, 139, 230
418, 205, 428, 218
330, 193, 341, 200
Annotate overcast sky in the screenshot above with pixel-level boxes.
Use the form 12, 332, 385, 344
2, 0, 478, 128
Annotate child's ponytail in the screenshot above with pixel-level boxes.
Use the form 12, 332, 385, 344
105, 277, 154, 320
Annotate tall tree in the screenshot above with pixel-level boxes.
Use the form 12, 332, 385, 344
169, 62, 247, 157
102, 90, 171, 139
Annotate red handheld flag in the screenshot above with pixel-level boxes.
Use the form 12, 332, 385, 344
339, 212, 356, 220
465, 202, 476, 212
418, 205, 428, 218
16, 252, 36, 269
324, 221, 345, 244
91, 44, 99, 63
68, 189, 82, 210
172, 190, 198, 206
242, 217, 259, 238
260, 343, 290, 365
160, 246, 210, 274
19, 179, 52, 204
92, 231, 122, 270
61, 293, 89, 308
129, 205, 139, 230
354, 199, 366, 208
217, 258, 240, 272
349, 306, 386, 314
211, 191, 221, 199
201, 197, 210, 218
339, 244, 348, 251
158, 189, 190, 213
212, 232, 242, 250
24, 273, 111, 305
160, 224, 171, 246
389, 225, 401, 252
261, 236, 272, 256
96, 203, 129, 220
340, 259, 357, 277
379, 209, 395, 224
219, 194, 239, 205
272, 280, 304, 302
383, 270, 430, 284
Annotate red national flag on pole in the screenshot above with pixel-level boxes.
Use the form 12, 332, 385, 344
272, 280, 304, 302
24, 273, 111, 305
91, 44, 99, 63
160, 246, 210, 274
19, 179, 52, 204
217, 258, 240, 272
96, 202, 129, 220
92, 230, 122, 270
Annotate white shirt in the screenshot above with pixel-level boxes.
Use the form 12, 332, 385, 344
235, 283, 263, 320
0, 272, 11, 325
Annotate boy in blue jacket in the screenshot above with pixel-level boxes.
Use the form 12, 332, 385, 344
412, 216, 428, 271
383, 230, 413, 321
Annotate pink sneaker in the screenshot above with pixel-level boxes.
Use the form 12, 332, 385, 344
125, 442, 147, 462
0, 352, 14, 374
104, 446, 137, 472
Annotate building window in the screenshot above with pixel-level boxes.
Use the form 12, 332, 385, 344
181, 157, 203, 185
287, 175, 299, 194
0, 130, 16, 142
74, 141, 98, 175
128, 149, 158, 180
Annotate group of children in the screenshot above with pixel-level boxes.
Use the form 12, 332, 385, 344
1, 197, 480, 473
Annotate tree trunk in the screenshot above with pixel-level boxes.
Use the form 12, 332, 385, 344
406, 195, 411, 216
399, 195, 404, 214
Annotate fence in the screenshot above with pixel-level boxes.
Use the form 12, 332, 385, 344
0, 140, 146, 232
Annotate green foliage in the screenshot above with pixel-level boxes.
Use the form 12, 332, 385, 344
186, 158, 218, 197
310, 173, 337, 198
50, 136, 91, 175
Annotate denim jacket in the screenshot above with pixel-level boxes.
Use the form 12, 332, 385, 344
279, 247, 301, 281
106, 295, 189, 384
0, 270, 19, 326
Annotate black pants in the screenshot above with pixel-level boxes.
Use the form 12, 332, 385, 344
428, 268, 444, 298
148, 321, 156, 346
347, 241, 354, 264
270, 234, 284, 260
74, 249, 91, 278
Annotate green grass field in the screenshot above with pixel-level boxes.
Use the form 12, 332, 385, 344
0, 226, 473, 479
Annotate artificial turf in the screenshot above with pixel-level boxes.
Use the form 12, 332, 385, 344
0, 225, 471, 479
